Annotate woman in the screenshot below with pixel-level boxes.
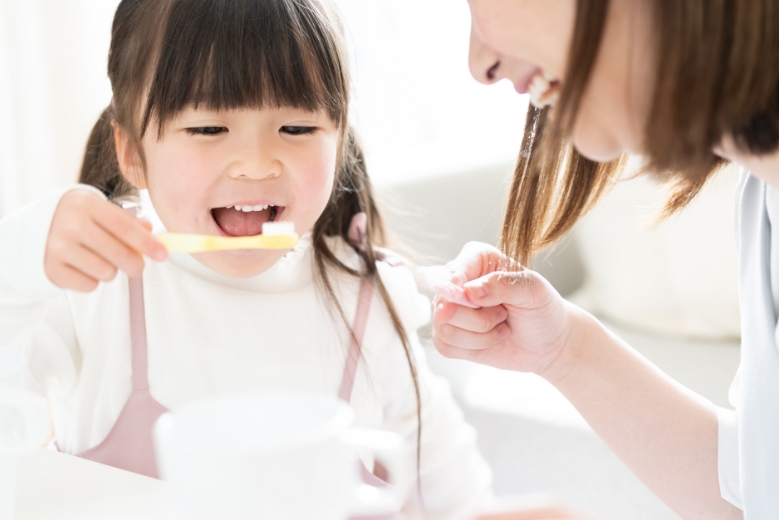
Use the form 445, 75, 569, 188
436, 1, 779, 519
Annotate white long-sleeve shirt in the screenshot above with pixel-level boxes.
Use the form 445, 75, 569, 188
0, 186, 493, 519
717, 173, 779, 517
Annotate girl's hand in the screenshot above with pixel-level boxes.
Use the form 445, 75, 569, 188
44, 190, 168, 292
433, 242, 585, 381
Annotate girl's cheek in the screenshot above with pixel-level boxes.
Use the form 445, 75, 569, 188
297, 149, 337, 218
145, 144, 214, 223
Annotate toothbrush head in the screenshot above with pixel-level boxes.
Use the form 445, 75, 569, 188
262, 221, 296, 236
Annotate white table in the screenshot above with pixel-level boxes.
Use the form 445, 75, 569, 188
16, 448, 176, 520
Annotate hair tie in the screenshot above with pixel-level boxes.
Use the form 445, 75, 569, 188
347, 212, 368, 253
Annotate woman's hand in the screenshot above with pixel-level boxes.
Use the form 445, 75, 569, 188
474, 496, 598, 520
433, 242, 585, 381
44, 190, 168, 292
476, 507, 595, 520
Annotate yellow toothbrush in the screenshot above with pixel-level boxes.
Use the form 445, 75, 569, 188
155, 222, 298, 253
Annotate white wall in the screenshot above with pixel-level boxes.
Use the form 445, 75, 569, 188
335, 0, 528, 184
0, 0, 119, 217
0, 0, 527, 218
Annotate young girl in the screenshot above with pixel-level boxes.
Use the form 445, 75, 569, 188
0, 0, 494, 518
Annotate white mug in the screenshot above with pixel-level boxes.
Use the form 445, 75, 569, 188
154, 392, 412, 520
0, 388, 49, 520
0, 347, 24, 389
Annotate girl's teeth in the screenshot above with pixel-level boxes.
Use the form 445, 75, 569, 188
231, 204, 271, 212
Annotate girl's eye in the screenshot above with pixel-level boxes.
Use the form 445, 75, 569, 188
281, 126, 317, 136
186, 126, 227, 136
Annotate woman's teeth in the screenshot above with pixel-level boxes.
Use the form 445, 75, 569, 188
528, 71, 561, 109
227, 204, 270, 212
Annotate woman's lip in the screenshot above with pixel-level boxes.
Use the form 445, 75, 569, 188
514, 67, 541, 95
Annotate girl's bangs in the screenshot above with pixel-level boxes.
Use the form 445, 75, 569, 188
141, 0, 347, 136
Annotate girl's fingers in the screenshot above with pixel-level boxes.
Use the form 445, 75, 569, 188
62, 245, 119, 283
81, 222, 145, 278
434, 299, 508, 333
94, 203, 168, 262
434, 319, 509, 351
50, 263, 101, 293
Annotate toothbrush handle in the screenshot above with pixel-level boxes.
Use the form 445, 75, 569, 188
155, 233, 298, 252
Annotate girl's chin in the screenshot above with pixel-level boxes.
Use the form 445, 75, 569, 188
190, 249, 284, 279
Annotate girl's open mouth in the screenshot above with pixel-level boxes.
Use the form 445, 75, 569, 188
211, 204, 286, 237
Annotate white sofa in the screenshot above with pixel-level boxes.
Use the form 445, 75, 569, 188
380, 160, 742, 520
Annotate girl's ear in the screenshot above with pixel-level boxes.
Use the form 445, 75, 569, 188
112, 123, 147, 190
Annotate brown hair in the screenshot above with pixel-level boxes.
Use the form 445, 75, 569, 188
79, 0, 422, 474
503, 0, 779, 266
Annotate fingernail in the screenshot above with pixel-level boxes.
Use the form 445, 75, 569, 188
153, 249, 168, 262
498, 308, 509, 322
466, 282, 487, 299
499, 325, 511, 340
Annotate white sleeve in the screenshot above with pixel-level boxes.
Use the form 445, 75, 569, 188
402, 339, 494, 520
376, 262, 494, 520
717, 407, 743, 510
0, 184, 104, 346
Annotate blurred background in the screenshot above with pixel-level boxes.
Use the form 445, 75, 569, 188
0, 1, 741, 518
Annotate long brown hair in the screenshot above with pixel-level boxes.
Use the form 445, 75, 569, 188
503, 0, 779, 266
79, 0, 422, 472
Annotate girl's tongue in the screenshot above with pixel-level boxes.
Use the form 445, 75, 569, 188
212, 206, 277, 236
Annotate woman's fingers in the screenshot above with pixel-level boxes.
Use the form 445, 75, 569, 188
432, 338, 479, 362
464, 269, 551, 309
435, 299, 508, 332
476, 508, 590, 520
474, 497, 598, 520
445, 241, 506, 284
435, 319, 509, 351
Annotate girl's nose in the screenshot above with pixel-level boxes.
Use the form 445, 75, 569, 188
469, 19, 502, 85
230, 149, 282, 180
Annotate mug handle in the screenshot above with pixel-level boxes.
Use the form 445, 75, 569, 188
0, 388, 49, 456
340, 427, 413, 517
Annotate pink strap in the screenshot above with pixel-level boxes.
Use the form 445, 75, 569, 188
338, 277, 375, 402
128, 276, 149, 392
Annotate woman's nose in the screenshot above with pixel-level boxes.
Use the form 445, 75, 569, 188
469, 19, 502, 85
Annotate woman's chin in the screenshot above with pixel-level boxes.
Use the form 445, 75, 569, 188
572, 132, 626, 163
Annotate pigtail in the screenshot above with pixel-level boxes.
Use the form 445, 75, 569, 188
313, 127, 423, 485
79, 105, 136, 200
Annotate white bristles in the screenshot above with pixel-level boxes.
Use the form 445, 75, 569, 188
262, 221, 296, 236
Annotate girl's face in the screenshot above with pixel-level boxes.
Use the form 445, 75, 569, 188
127, 107, 339, 278
467, 0, 655, 161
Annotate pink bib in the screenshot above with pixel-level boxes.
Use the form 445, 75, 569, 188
68, 273, 394, 518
